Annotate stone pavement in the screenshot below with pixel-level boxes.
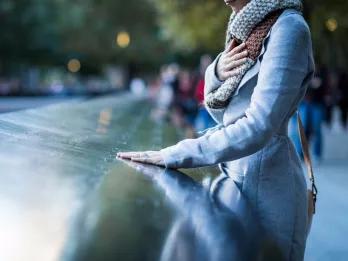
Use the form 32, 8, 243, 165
305, 161, 348, 260
305, 122, 348, 260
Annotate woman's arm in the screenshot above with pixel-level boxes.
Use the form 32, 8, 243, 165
160, 14, 314, 169
118, 43, 248, 165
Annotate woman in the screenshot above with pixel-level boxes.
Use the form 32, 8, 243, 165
118, 0, 314, 260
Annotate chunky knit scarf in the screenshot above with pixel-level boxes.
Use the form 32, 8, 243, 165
205, 0, 302, 109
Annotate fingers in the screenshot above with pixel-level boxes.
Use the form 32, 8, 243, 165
219, 55, 248, 79
117, 152, 141, 159
224, 39, 237, 53
225, 69, 241, 78
117, 151, 165, 167
214, 41, 248, 81
131, 156, 163, 167
131, 156, 151, 164
227, 42, 247, 57
226, 50, 248, 63
117, 151, 156, 158
120, 158, 165, 179
118, 151, 145, 162
224, 57, 248, 71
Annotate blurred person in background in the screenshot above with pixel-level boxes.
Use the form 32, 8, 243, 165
150, 64, 177, 122
172, 69, 198, 138
130, 77, 147, 96
194, 55, 217, 133
148, 75, 162, 102
289, 65, 327, 162
338, 71, 348, 129
324, 70, 340, 127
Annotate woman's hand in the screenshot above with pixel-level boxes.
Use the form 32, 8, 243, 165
117, 151, 165, 167
216, 39, 248, 81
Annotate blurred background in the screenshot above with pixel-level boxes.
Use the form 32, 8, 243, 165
0, 0, 347, 111
0, 0, 347, 163
2, 0, 347, 154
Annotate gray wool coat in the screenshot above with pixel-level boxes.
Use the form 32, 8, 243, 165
161, 9, 315, 261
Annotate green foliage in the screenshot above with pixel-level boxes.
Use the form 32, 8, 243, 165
0, 0, 169, 72
1, 0, 347, 71
305, 0, 348, 69
0, 0, 62, 64
150, 0, 230, 52
151, 0, 348, 68
60, 0, 169, 66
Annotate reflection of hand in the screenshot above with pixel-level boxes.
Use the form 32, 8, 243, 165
117, 151, 165, 167
216, 39, 248, 81
118, 159, 165, 178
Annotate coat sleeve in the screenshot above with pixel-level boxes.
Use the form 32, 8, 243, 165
204, 53, 224, 96
160, 14, 313, 169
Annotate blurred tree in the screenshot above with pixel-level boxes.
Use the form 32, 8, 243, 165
60, 0, 170, 71
0, 0, 170, 74
305, 0, 348, 69
1, 0, 347, 73
150, 0, 348, 69
149, 0, 230, 52
0, 0, 63, 72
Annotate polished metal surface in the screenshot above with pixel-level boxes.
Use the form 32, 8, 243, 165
0, 94, 266, 261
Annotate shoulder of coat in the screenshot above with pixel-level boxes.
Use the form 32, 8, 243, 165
273, 8, 310, 35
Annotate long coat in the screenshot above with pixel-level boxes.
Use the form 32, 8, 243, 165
160, 9, 315, 261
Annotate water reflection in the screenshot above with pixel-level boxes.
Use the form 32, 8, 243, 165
96, 108, 113, 134
0, 171, 83, 261
122, 160, 281, 261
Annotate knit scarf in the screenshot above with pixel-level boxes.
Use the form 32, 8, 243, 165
205, 0, 302, 109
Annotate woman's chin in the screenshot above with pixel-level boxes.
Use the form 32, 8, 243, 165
224, 0, 236, 9
225, 0, 235, 5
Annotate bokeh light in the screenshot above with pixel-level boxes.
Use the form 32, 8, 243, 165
326, 18, 338, 32
67, 59, 81, 73
116, 31, 131, 48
